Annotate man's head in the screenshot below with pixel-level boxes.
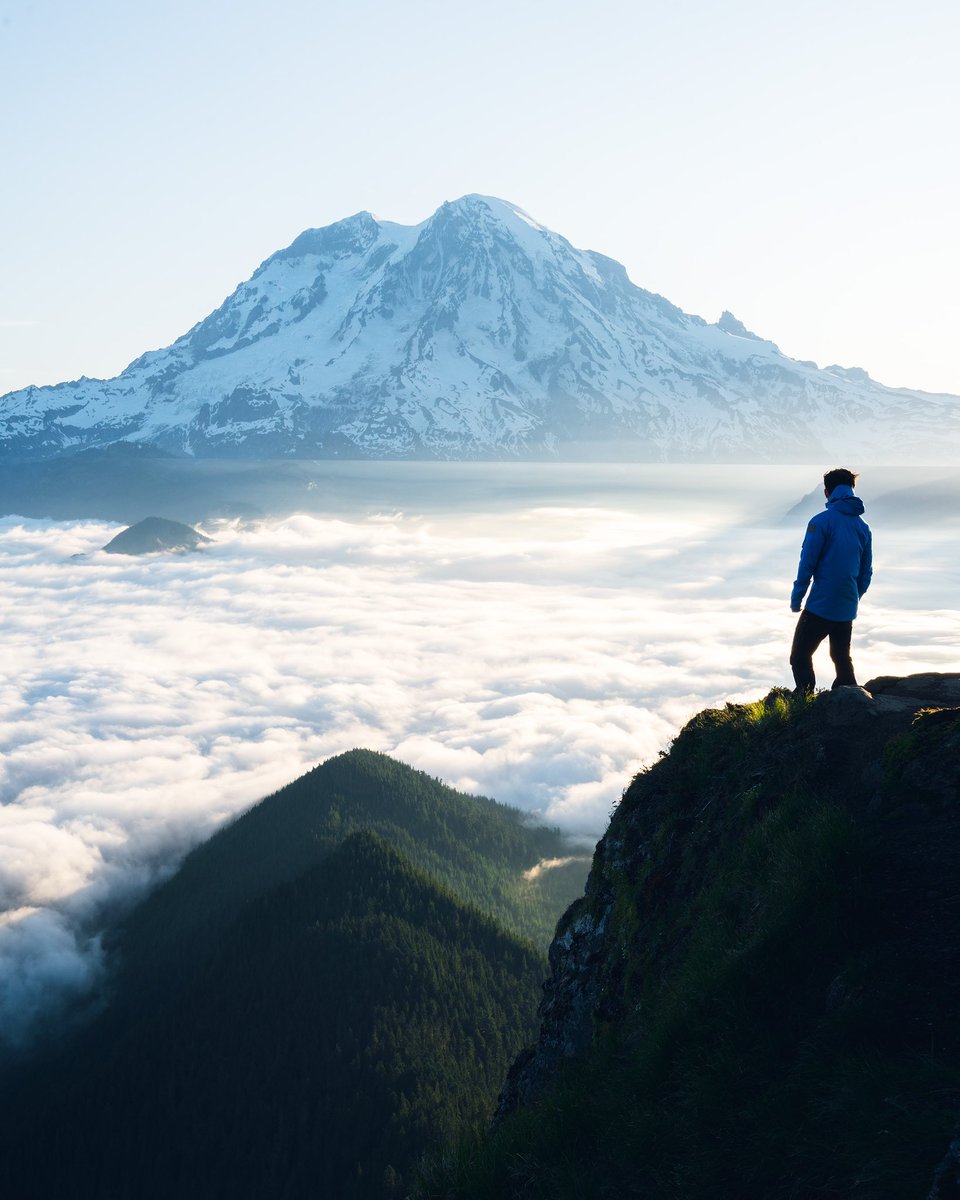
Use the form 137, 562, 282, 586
823, 467, 858, 497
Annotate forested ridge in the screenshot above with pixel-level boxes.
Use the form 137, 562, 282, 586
115, 748, 585, 999
1, 752, 589, 1200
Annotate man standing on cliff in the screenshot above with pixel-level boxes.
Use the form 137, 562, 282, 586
789, 467, 873, 693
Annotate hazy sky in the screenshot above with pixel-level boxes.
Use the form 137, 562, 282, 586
2, 0, 958, 397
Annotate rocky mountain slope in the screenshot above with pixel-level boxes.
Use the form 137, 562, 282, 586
4, 196, 959, 462
423, 674, 960, 1200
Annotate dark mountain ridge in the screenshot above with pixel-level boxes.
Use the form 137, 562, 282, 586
114, 748, 586, 998
424, 673, 960, 1200
1, 833, 547, 1200
0, 750, 588, 1200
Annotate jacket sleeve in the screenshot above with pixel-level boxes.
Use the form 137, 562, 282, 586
857, 530, 873, 598
790, 520, 825, 611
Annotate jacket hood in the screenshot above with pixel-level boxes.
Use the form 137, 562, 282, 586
826, 483, 865, 516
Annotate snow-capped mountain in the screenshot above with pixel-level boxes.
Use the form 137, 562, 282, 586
3, 195, 958, 462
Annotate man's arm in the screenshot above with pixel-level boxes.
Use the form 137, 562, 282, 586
790, 520, 825, 612
858, 530, 873, 598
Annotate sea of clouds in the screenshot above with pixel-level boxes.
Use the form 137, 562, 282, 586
2, 464, 958, 1050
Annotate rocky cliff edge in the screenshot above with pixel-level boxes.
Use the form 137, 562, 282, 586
491, 673, 960, 1199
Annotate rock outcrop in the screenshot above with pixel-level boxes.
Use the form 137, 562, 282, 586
489, 674, 960, 1198
102, 516, 212, 555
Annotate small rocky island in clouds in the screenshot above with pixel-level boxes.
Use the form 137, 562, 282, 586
102, 516, 212, 556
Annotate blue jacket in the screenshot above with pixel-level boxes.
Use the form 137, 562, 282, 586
790, 484, 872, 621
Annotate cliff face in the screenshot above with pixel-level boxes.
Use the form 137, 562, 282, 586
482, 674, 960, 1200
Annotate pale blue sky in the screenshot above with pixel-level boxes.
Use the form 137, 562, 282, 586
2, 0, 958, 395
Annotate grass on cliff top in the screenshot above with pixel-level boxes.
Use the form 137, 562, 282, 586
417, 691, 959, 1200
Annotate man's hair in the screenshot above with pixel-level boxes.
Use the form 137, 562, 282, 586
823, 467, 858, 495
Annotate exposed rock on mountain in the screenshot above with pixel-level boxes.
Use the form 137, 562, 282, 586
3, 196, 959, 462
102, 515, 213, 555
426, 674, 960, 1199
500, 673, 960, 1111
715, 310, 764, 341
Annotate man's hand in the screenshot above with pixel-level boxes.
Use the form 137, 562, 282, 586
790, 603, 801, 613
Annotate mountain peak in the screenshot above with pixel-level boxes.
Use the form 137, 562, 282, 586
2, 197, 959, 464
717, 309, 763, 340
444, 193, 543, 224
430, 194, 554, 253
274, 210, 381, 262
102, 516, 212, 556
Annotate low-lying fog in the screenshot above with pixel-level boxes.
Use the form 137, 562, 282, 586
2, 463, 958, 1049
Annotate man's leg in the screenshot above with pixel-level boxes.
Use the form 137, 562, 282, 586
790, 610, 829, 693
827, 621, 857, 688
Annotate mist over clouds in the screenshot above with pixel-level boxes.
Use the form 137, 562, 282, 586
1, 465, 958, 1050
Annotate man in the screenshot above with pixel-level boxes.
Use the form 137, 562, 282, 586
789, 467, 873, 693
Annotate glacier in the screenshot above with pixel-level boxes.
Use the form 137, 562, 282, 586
2, 194, 958, 462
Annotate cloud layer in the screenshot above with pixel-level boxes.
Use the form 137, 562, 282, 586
1, 465, 957, 1050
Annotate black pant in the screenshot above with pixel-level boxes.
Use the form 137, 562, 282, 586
790, 609, 857, 693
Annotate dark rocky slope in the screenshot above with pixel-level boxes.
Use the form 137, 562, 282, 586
424, 673, 960, 1200
102, 514, 213, 554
